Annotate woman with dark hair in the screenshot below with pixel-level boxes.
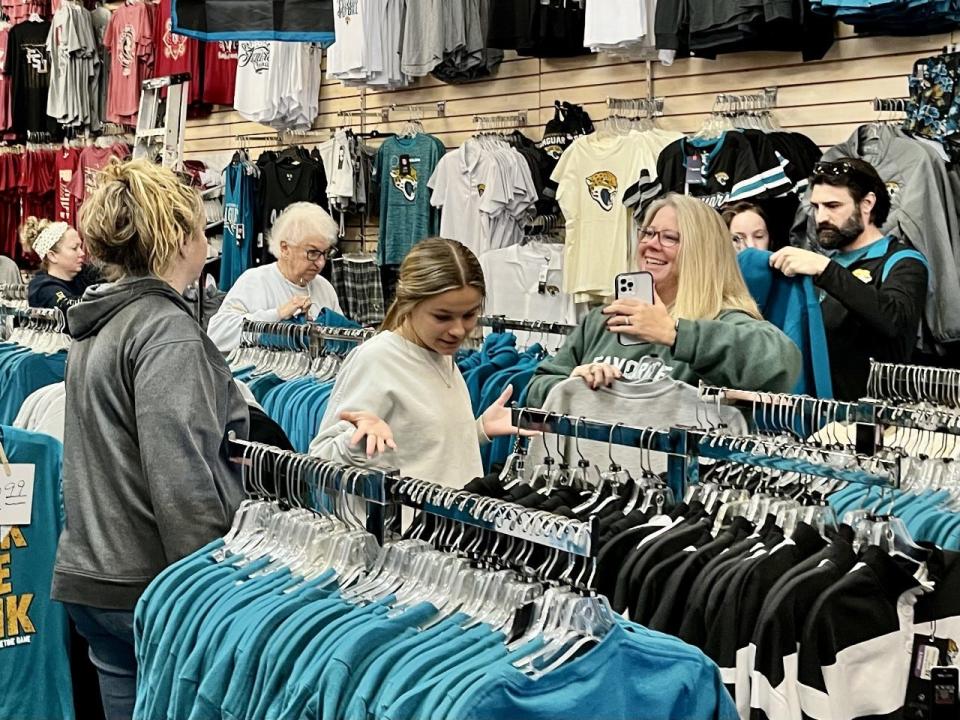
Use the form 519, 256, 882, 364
721, 201, 772, 252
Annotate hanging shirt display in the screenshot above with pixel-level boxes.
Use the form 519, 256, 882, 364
104, 1, 154, 126
325, 0, 406, 89
428, 137, 538, 258
66, 141, 130, 207
552, 132, 660, 302
0, 25, 13, 133
152, 0, 202, 104
54, 145, 79, 224
220, 152, 256, 291
46, 2, 100, 130
430, 0, 502, 84
373, 132, 444, 266
479, 242, 578, 346
583, 0, 657, 58
6, 18, 58, 136
202, 40, 237, 105
171, 0, 335, 43
234, 41, 321, 130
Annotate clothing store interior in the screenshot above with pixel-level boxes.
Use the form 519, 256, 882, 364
4, 1, 960, 719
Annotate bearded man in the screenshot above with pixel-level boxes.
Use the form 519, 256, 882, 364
768, 158, 929, 400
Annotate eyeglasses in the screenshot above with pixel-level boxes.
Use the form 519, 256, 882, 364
304, 247, 335, 262
638, 226, 681, 248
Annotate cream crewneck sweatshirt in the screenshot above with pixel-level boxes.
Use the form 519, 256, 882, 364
309, 330, 487, 487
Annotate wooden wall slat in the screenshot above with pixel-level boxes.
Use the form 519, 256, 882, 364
185, 27, 945, 247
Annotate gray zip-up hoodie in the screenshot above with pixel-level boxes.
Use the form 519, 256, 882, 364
51, 277, 249, 610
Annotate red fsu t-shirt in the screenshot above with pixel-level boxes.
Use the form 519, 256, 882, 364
203, 40, 237, 106
54, 146, 79, 225
152, 0, 201, 104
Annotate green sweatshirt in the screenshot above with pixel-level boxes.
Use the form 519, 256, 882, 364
526, 308, 802, 408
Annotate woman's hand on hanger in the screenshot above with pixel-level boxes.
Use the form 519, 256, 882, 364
278, 294, 313, 320
481, 386, 542, 439
570, 362, 622, 390
341, 411, 398, 458
604, 293, 677, 347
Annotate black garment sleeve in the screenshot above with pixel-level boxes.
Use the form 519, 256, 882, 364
654, 0, 687, 51
815, 256, 928, 341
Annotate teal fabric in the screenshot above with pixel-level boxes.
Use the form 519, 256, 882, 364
0, 427, 74, 720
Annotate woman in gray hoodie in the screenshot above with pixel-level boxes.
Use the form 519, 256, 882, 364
50, 159, 249, 720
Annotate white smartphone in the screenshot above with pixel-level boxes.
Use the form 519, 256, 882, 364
614, 271, 654, 346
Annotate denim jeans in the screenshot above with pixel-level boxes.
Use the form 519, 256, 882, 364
64, 603, 137, 720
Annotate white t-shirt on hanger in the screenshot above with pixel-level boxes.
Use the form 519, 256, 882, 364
480, 242, 577, 346
235, 41, 276, 123
584, 0, 647, 47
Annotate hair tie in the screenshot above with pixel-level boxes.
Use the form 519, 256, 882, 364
32, 222, 69, 259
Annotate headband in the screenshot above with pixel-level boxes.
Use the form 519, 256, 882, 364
33, 222, 69, 259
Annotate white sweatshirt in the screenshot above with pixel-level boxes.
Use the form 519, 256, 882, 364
309, 330, 487, 487
207, 263, 342, 353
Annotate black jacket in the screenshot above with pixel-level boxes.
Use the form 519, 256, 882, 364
815, 236, 928, 401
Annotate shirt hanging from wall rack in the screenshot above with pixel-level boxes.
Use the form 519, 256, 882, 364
234, 41, 321, 130
219, 148, 257, 291
905, 48, 960, 161
373, 131, 444, 266
45, 0, 102, 131
479, 241, 578, 348
486, 0, 589, 58
583, 0, 658, 59
429, 0, 502, 84
151, 0, 202, 105
553, 128, 679, 303
808, 0, 960, 35
326, 0, 408, 89
428, 134, 538, 258
66, 139, 130, 208
6, 16, 59, 136
104, 0, 154, 126
203, 40, 237, 105
654, 0, 834, 63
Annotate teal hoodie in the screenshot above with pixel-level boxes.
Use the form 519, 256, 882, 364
527, 307, 801, 407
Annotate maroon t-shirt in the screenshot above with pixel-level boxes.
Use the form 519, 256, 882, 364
152, 0, 201, 103
54, 146, 79, 225
202, 40, 236, 106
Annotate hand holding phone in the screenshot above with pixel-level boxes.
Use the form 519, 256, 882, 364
613, 272, 654, 347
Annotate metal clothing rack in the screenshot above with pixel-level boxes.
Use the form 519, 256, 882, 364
473, 112, 529, 131
225, 435, 598, 557
227, 434, 395, 544
699, 374, 960, 453
479, 316, 575, 337
392, 478, 598, 558
873, 98, 909, 114
240, 319, 376, 354
0, 284, 27, 303
606, 96, 665, 119
711, 87, 778, 115
511, 407, 900, 499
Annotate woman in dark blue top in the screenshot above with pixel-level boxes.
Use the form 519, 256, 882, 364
20, 216, 95, 312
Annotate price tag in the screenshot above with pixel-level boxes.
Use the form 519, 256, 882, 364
0, 465, 33, 526
538, 264, 550, 294
685, 154, 705, 186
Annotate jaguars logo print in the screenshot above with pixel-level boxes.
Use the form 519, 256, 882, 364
542, 144, 563, 160
585, 171, 618, 212
390, 166, 418, 202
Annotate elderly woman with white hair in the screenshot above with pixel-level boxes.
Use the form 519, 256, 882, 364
208, 202, 343, 353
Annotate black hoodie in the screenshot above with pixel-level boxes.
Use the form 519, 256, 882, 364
51, 277, 249, 610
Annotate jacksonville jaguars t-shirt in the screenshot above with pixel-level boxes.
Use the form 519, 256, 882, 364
551, 133, 658, 303
374, 133, 445, 266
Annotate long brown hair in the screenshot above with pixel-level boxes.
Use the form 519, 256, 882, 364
381, 238, 486, 331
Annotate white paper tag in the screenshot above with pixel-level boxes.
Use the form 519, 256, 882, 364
0, 466, 34, 526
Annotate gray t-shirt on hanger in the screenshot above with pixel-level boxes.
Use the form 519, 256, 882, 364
527, 376, 748, 477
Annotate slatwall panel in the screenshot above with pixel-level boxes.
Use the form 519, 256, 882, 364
184, 25, 951, 247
